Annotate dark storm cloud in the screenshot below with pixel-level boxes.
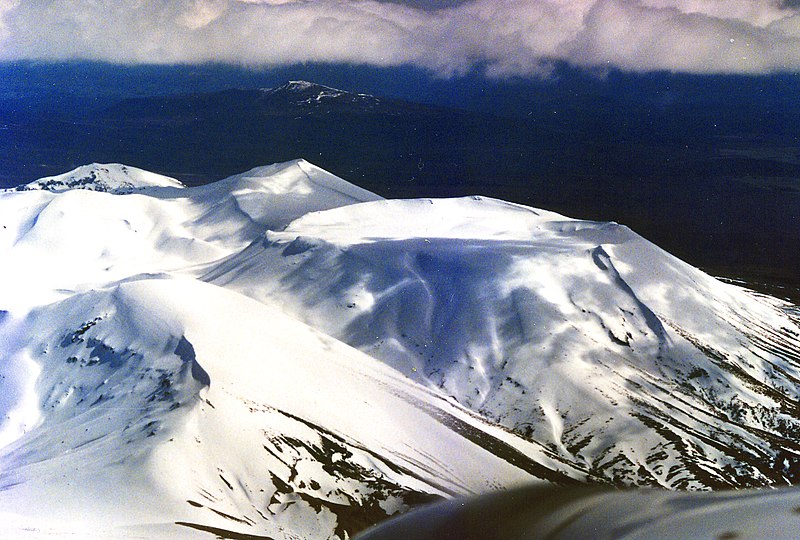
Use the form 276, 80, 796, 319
1, 0, 800, 76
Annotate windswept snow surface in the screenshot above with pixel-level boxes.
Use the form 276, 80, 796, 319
1, 160, 800, 537
209, 196, 800, 490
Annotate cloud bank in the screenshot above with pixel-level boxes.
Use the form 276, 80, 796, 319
2, 0, 800, 77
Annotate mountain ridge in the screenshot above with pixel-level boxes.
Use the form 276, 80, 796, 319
263, 80, 381, 103
211, 194, 800, 489
1, 160, 800, 537
4, 71, 798, 296
12, 163, 185, 193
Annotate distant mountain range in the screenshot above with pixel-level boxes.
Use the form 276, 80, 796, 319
95, 79, 550, 197
1, 161, 800, 538
104, 80, 393, 119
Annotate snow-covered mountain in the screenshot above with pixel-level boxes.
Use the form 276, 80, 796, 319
260, 80, 384, 112
1, 160, 800, 538
14, 163, 185, 193
102, 80, 392, 128
205, 195, 800, 490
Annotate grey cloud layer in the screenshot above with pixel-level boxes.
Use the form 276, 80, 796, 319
1, 0, 799, 76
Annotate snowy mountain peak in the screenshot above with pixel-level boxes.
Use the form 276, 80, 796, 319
210, 159, 382, 230
264, 80, 379, 107
286, 80, 336, 91
13, 163, 185, 193
275, 80, 347, 95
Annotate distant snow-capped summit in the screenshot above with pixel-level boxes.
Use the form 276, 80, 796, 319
265, 80, 378, 101
259, 80, 383, 112
269, 80, 348, 96
13, 163, 185, 193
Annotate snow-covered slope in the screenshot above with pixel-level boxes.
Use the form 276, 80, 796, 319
0, 159, 380, 310
205, 196, 800, 490
0, 277, 556, 539
0, 161, 554, 538
1, 160, 800, 537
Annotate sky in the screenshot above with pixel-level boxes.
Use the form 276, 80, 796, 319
1, 0, 800, 77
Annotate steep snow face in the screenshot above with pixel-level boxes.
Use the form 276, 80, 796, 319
207, 196, 800, 490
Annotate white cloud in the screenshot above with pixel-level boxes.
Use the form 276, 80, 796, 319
1, 0, 799, 76
0, 0, 19, 43
178, 0, 228, 30
638, 0, 793, 27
